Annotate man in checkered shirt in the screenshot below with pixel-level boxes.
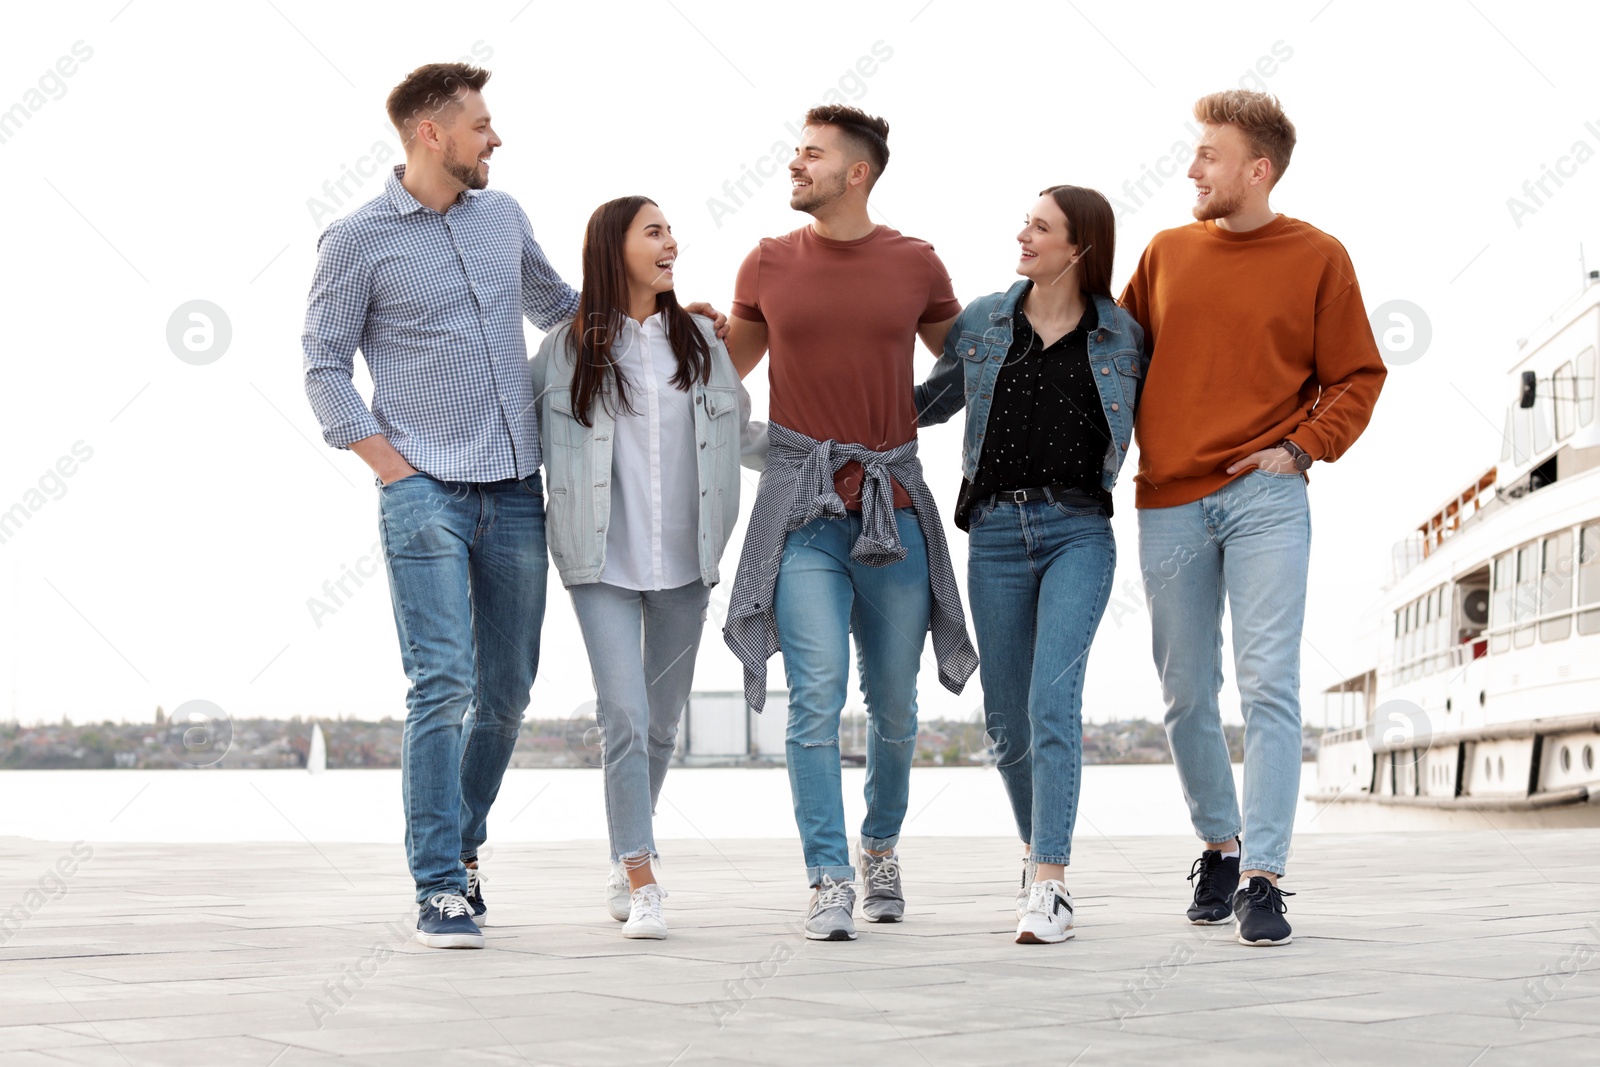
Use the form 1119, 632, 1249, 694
302, 63, 724, 949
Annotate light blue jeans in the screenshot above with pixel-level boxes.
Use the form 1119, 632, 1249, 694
378, 472, 548, 905
966, 498, 1115, 866
1138, 469, 1311, 877
774, 509, 930, 887
569, 580, 711, 865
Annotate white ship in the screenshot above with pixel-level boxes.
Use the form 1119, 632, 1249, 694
1312, 272, 1600, 825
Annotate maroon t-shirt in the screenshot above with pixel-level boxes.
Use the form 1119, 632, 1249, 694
733, 224, 962, 509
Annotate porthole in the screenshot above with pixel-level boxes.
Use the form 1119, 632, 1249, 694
1585, 745, 1594, 772
1485, 756, 1492, 779
1561, 746, 1572, 772
1446, 698, 1453, 712
1498, 756, 1506, 780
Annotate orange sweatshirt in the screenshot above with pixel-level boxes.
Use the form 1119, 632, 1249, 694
1119, 214, 1387, 509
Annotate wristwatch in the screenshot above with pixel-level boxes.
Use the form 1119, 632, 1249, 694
1278, 439, 1313, 472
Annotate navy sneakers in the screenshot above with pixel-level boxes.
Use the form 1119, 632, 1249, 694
415, 892, 484, 949
465, 865, 488, 927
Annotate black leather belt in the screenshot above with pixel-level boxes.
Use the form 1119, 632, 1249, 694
983, 485, 1104, 510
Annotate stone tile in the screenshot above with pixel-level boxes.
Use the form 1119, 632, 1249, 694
1, 831, 1597, 1063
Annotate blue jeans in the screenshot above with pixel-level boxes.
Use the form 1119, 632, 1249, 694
378, 472, 548, 905
1138, 470, 1311, 877
569, 580, 711, 866
966, 498, 1115, 866
774, 509, 930, 886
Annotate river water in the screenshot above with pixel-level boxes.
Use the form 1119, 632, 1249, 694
0, 764, 1338, 843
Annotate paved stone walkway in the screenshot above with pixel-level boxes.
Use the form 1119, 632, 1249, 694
2, 830, 1598, 1065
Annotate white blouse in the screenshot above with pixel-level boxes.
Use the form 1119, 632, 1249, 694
599, 312, 702, 591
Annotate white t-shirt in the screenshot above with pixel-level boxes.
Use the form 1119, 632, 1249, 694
600, 312, 702, 591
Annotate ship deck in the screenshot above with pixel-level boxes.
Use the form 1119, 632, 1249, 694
3, 830, 1599, 1066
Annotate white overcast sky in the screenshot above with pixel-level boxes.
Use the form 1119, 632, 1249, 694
2, 1, 1597, 730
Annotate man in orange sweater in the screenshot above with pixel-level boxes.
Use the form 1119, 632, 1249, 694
1121, 90, 1385, 947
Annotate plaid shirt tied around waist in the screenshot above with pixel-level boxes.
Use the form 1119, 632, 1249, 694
723, 422, 977, 712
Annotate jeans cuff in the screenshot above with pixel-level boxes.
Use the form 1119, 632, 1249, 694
615, 847, 659, 868
860, 834, 899, 854
417, 882, 468, 907
807, 864, 856, 887
1029, 853, 1070, 866
1240, 858, 1286, 877
1197, 828, 1242, 848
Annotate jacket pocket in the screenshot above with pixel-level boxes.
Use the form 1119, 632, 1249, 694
543, 389, 593, 462
545, 486, 573, 561
701, 385, 737, 453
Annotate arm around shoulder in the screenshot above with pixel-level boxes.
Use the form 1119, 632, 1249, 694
914, 308, 974, 428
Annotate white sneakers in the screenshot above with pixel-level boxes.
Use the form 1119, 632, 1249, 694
1016, 855, 1037, 921
1015, 878, 1075, 944
608, 859, 668, 939
623, 883, 668, 939
606, 862, 631, 922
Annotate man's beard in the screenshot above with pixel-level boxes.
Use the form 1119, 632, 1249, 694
443, 144, 487, 191
1193, 181, 1246, 221
791, 169, 850, 215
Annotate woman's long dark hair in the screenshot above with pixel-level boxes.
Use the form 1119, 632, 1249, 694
1039, 185, 1115, 298
569, 196, 711, 427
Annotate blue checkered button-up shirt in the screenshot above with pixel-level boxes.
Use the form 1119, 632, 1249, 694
302, 164, 579, 482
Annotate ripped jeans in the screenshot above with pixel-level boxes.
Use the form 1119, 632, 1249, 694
774, 508, 930, 886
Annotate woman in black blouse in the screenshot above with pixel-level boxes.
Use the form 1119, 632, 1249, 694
915, 186, 1146, 943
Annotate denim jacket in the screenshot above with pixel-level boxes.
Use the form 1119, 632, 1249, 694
914, 282, 1146, 492
530, 316, 767, 588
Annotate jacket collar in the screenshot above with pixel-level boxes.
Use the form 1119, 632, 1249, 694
990, 280, 1130, 339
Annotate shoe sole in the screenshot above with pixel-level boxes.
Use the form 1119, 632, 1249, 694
623, 927, 667, 940
413, 932, 484, 949
1016, 929, 1075, 944
863, 912, 903, 923
608, 907, 630, 922
471, 910, 489, 928
805, 928, 857, 941
1189, 915, 1235, 926
1238, 932, 1292, 946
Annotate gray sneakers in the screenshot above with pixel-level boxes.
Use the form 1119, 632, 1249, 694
805, 877, 858, 941
860, 849, 905, 923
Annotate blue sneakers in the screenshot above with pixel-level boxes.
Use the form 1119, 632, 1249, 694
415, 893, 483, 949
465, 865, 488, 927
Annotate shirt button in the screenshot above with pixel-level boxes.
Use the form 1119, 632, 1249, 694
1111, 403, 1120, 411
1101, 367, 1110, 375
967, 347, 977, 356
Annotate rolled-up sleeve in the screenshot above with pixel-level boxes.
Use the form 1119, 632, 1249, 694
302, 220, 383, 449
517, 203, 579, 331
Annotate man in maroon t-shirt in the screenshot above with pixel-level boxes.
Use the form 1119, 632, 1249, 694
725, 105, 965, 941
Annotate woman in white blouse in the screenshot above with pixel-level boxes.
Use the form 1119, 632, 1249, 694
531, 196, 764, 939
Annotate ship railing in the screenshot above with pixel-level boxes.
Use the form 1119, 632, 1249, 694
1419, 467, 1498, 559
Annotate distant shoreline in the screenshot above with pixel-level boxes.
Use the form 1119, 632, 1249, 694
2, 714, 1319, 771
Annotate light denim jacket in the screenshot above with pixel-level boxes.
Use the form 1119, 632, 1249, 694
530, 316, 767, 588
914, 282, 1147, 492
